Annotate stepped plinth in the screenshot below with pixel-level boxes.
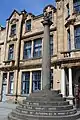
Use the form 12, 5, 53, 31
8, 90, 80, 120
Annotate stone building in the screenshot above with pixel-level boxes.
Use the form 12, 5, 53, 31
0, 0, 80, 106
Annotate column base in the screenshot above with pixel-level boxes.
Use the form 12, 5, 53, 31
66, 96, 75, 105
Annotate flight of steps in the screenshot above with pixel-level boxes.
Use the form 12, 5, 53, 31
8, 90, 80, 120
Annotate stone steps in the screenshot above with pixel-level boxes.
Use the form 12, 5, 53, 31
23, 100, 69, 106
17, 104, 73, 111
26, 96, 66, 101
8, 90, 80, 120
29, 90, 60, 97
14, 107, 77, 116
8, 111, 80, 120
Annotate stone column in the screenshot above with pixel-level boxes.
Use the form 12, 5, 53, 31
61, 69, 66, 97
68, 68, 74, 105
68, 68, 73, 97
29, 71, 32, 94
42, 15, 52, 90
69, 0, 74, 16
4, 21, 9, 61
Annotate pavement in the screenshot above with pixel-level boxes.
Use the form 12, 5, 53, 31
0, 102, 18, 120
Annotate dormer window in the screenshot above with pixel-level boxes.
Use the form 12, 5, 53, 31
26, 20, 31, 32
11, 24, 16, 36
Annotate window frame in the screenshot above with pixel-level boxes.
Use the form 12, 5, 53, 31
50, 69, 53, 89
21, 72, 30, 94
26, 19, 31, 32
8, 72, 14, 94
67, 29, 71, 50
8, 44, 14, 60
50, 35, 53, 56
33, 38, 42, 58
32, 71, 41, 92
23, 41, 32, 59
10, 24, 16, 36
73, 0, 80, 13
74, 26, 80, 49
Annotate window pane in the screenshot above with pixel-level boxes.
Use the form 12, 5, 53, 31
33, 39, 42, 58
23, 41, 32, 59
66, 4, 70, 17
32, 71, 41, 92
21, 72, 30, 94
11, 24, 16, 36
74, 0, 80, 13
8, 44, 14, 60
50, 69, 53, 89
3, 73, 7, 83
26, 20, 31, 31
67, 29, 71, 50
9, 72, 14, 94
74, 26, 80, 49
50, 36, 53, 56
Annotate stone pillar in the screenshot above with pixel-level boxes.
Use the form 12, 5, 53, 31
61, 69, 66, 97
42, 14, 52, 90
29, 71, 32, 94
69, 0, 74, 16
70, 25, 75, 50
68, 68, 73, 97
4, 21, 9, 61
68, 68, 74, 104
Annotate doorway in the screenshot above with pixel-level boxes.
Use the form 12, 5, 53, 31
2, 73, 7, 102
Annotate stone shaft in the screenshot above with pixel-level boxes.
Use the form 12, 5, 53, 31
42, 20, 52, 90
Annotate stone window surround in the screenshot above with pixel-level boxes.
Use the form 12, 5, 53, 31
20, 68, 54, 96
25, 19, 31, 33
7, 42, 16, 61
8, 72, 14, 94
22, 33, 53, 60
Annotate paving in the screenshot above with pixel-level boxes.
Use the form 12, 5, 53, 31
0, 102, 18, 120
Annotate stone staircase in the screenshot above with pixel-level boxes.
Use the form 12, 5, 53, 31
8, 90, 80, 120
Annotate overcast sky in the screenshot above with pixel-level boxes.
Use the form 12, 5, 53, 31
0, 0, 55, 26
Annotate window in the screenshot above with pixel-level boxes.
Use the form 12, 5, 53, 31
23, 41, 32, 59
3, 73, 7, 83
11, 24, 16, 36
32, 71, 41, 92
67, 29, 71, 50
33, 39, 42, 58
74, 26, 80, 49
74, 0, 80, 13
66, 3, 70, 17
8, 44, 14, 60
21, 72, 30, 94
26, 20, 31, 32
50, 69, 53, 89
50, 36, 53, 56
8, 72, 14, 94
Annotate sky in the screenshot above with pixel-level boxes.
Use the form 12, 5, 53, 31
0, 0, 55, 26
